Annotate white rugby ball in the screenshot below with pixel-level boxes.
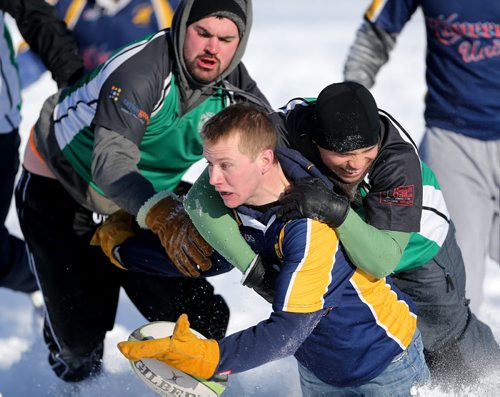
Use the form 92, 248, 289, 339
127, 321, 227, 397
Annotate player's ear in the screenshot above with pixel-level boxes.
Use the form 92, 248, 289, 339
259, 148, 275, 174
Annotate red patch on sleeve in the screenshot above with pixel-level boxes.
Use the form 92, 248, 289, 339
379, 185, 415, 206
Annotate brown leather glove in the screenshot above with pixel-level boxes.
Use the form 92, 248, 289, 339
145, 196, 214, 277
90, 210, 135, 269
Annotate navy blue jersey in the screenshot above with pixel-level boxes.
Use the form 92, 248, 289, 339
366, 0, 500, 139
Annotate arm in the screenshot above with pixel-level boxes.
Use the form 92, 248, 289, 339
117, 218, 337, 378
277, 178, 410, 278
1, 0, 83, 87
92, 128, 216, 277
92, 125, 156, 217
343, 0, 420, 88
91, 38, 169, 217
343, 20, 397, 89
337, 209, 410, 278
216, 311, 322, 374
118, 310, 322, 379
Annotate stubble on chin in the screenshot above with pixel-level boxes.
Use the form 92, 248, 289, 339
186, 58, 221, 84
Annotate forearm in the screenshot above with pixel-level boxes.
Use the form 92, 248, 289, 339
184, 168, 256, 273
92, 126, 156, 216
216, 311, 321, 375
343, 20, 397, 88
337, 209, 410, 278
5, 0, 83, 87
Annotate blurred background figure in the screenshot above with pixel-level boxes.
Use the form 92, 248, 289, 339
343, 0, 500, 313
17, 0, 179, 87
0, 0, 83, 294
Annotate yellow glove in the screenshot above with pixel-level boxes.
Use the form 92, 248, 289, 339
118, 314, 220, 379
90, 210, 135, 269
145, 196, 214, 277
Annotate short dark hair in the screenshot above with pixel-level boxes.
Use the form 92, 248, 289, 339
201, 103, 277, 161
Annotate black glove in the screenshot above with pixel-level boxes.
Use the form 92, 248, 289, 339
276, 178, 350, 228
241, 255, 276, 303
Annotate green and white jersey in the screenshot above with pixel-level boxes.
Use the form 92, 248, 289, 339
54, 29, 227, 190
392, 162, 450, 272
36, 28, 267, 215
355, 111, 450, 273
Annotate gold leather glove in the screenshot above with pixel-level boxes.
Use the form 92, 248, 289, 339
118, 314, 220, 379
90, 210, 135, 269
145, 196, 213, 277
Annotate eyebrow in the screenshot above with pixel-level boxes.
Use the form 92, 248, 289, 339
204, 155, 235, 163
194, 25, 238, 41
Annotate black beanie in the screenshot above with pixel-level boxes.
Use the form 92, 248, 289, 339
187, 0, 246, 37
313, 81, 380, 153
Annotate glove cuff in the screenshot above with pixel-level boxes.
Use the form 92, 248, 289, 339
136, 190, 179, 229
240, 255, 261, 285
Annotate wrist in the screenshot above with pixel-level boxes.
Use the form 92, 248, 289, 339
240, 255, 261, 285
325, 195, 350, 228
136, 190, 179, 229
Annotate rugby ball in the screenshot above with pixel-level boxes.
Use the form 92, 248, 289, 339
127, 321, 227, 397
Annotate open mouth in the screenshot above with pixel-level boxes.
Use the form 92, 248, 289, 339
197, 56, 218, 69
342, 168, 362, 177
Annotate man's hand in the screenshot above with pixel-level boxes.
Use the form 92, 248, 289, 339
276, 178, 350, 228
118, 314, 220, 379
90, 210, 135, 269
146, 196, 214, 277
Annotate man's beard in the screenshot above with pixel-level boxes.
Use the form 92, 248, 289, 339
185, 56, 222, 84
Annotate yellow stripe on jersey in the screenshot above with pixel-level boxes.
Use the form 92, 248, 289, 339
350, 271, 416, 349
365, 0, 388, 22
152, 0, 174, 29
65, 0, 87, 29
281, 220, 338, 313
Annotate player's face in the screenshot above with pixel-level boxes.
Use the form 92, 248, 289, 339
318, 144, 379, 184
204, 133, 264, 208
184, 16, 240, 83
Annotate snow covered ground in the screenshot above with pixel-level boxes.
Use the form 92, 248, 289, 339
1, 1, 499, 396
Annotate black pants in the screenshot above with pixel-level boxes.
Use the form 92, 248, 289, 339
15, 170, 229, 382
393, 222, 500, 387
0, 130, 37, 292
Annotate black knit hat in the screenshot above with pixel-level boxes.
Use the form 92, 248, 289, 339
187, 0, 246, 37
313, 82, 380, 153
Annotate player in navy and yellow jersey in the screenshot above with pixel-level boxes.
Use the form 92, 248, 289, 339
183, 82, 500, 388
17, 0, 179, 86
114, 104, 430, 395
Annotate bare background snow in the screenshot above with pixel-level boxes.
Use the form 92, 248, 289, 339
1, 1, 499, 396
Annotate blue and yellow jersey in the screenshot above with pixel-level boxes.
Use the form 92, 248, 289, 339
364, 0, 500, 139
216, 148, 418, 386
